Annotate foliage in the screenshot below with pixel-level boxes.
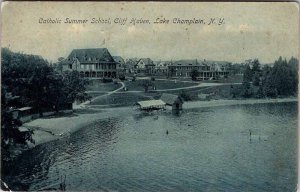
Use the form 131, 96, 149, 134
240, 57, 298, 98
1, 48, 91, 156
2, 48, 90, 113
1, 88, 34, 160
230, 63, 245, 75
252, 59, 261, 73
179, 91, 196, 101
119, 74, 126, 81
252, 72, 261, 86
102, 78, 113, 83
190, 69, 200, 81
139, 79, 154, 92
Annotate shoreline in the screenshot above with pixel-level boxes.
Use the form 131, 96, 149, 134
18, 97, 297, 153
184, 97, 298, 109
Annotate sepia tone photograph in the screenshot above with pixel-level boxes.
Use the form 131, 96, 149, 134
0, 1, 299, 191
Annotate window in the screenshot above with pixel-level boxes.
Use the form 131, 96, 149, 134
69, 64, 72, 69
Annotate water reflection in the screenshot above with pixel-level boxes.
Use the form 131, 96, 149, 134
2, 102, 298, 192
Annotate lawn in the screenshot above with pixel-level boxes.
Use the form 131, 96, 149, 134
86, 79, 121, 92
88, 92, 156, 107
124, 79, 198, 91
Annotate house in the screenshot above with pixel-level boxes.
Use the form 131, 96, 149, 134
113, 56, 126, 75
62, 48, 118, 78
135, 58, 155, 75
124, 58, 138, 74
160, 93, 184, 110
168, 59, 229, 80
154, 61, 169, 75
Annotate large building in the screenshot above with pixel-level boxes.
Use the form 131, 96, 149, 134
62, 48, 118, 78
168, 59, 230, 80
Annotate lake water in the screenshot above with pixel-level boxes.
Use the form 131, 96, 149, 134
2, 102, 298, 192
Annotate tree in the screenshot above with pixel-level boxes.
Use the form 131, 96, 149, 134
1, 48, 93, 159
241, 64, 253, 98
257, 57, 298, 98
1, 48, 91, 113
168, 67, 176, 77
190, 69, 200, 81
46, 71, 91, 112
140, 79, 154, 92
252, 72, 261, 86
252, 59, 261, 73
271, 57, 296, 95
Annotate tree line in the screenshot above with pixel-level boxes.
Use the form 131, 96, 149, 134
1, 48, 90, 160
233, 57, 298, 98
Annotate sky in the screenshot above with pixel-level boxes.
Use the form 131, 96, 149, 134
1, 2, 299, 63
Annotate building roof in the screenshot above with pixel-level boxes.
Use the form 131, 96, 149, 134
137, 99, 166, 109
202, 60, 231, 66
66, 48, 115, 63
138, 58, 155, 66
160, 93, 183, 105
170, 59, 203, 67
113, 56, 125, 65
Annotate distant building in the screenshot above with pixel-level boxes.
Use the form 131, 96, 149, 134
125, 58, 138, 74
135, 58, 155, 75
160, 93, 184, 110
62, 48, 118, 78
168, 59, 229, 80
113, 56, 126, 75
154, 61, 170, 75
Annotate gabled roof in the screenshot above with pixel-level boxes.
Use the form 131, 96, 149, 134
160, 93, 183, 105
66, 48, 115, 63
137, 58, 154, 66
113, 56, 125, 65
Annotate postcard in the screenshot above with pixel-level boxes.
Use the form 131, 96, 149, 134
1, 1, 299, 191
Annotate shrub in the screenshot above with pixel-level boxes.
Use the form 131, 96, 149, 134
179, 91, 192, 101
119, 74, 126, 81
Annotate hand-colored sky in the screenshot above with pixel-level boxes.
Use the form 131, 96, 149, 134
1, 2, 299, 63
